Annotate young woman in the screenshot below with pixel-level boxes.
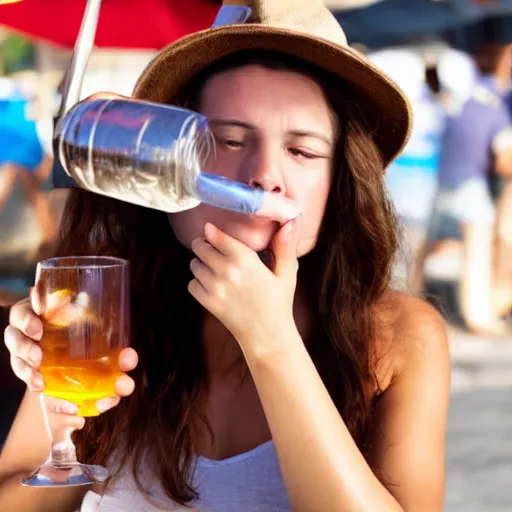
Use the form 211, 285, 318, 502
1, 1, 450, 511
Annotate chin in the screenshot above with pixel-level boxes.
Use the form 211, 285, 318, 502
170, 207, 276, 251
221, 222, 276, 252
199, 208, 275, 249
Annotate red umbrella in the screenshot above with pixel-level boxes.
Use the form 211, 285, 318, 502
0, 0, 221, 49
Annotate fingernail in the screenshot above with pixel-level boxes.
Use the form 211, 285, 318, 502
63, 403, 79, 415
52, 402, 78, 414
96, 397, 118, 414
204, 223, 216, 238
288, 215, 302, 240
32, 374, 45, 390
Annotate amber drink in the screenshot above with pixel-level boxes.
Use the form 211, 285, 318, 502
40, 313, 123, 417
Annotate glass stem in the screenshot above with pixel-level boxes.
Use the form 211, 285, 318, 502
49, 426, 78, 467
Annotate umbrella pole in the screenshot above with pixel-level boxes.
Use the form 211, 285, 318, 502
58, 0, 103, 119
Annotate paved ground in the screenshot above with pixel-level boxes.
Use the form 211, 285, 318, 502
446, 387, 512, 512
450, 326, 512, 391
447, 326, 512, 512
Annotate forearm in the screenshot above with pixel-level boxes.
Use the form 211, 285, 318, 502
244, 332, 403, 512
0, 391, 87, 511
0, 474, 86, 512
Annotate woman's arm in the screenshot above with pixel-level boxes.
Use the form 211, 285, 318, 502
0, 390, 88, 512
188, 223, 450, 511
244, 296, 450, 512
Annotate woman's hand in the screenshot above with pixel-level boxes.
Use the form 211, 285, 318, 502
188, 217, 302, 354
4, 295, 138, 419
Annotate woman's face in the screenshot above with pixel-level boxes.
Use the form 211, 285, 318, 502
169, 64, 335, 256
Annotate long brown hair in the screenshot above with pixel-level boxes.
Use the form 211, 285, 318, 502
58, 50, 398, 505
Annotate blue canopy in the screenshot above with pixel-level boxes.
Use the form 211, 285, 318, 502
336, 0, 512, 48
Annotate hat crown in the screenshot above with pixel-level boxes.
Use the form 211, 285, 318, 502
223, 0, 347, 46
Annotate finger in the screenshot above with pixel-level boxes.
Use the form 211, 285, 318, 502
188, 278, 209, 308
10, 354, 28, 381
203, 223, 249, 258
96, 396, 121, 414
114, 374, 135, 397
30, 284, 46, 317
270, 215, 302, 278
46, 410, 86, 431
4, 325, 43, 368
118, 347, 138, 372
190, 236, 225, 269
10, 355, 45, 391
190, 258, 216, 289
86, 91, 128, 101
43, 395, 79, 415
9, 298, 43, 340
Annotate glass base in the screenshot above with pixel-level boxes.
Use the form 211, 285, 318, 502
21, 462, 109, 487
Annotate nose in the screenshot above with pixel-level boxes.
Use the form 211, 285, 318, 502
246, 144, 285, 195
249, 176, 283, 194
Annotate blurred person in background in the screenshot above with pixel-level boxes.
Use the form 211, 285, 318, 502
370, 48, 445, 287
410, 49, 476, 297
435, 49, 478, 116
491, 123, 512, 320
0, 75, 56, 251
414, 44, 512, 335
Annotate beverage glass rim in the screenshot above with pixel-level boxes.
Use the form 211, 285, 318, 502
38, 256, 129, 270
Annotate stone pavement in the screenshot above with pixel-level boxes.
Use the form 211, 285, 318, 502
446, 387, 512, 512
449, 326, 512, 391
446, 326, 512, 512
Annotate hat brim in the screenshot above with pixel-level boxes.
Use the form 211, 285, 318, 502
133, 25, 412, 167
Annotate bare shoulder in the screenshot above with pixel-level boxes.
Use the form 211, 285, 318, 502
373, 291, 450, 392
390, 292, 447, 344
367, 293, 450, 511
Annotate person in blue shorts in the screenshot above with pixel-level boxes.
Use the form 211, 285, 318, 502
0, 78, 56, 245
416, 43, 512, 334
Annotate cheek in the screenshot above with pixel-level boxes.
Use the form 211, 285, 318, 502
168, 210, 205, 249
204, 151, 240, 179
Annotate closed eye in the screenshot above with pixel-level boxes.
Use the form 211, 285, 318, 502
287, 147, 324, 159
219, 139, 244, 150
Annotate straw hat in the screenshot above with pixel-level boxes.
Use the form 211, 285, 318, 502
133, 0, 412, 167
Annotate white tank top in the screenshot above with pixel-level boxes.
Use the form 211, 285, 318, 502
80, 440, 293, 512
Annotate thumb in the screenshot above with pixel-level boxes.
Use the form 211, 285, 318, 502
270, 215, 302, 277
